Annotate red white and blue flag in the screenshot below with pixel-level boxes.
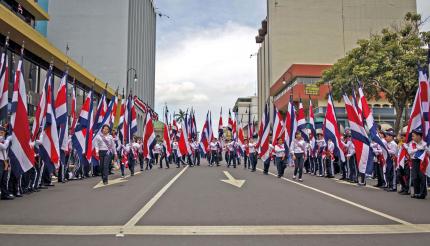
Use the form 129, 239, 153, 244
296, 99, 308, 141
284, 97, 297, 154
72, 90, 93, 165
31, 66, 53, 141
218, 107, 223, 138
118, 98, 127, 145
110, 94, 118, 128
309, 98, 316, 152
70, 81, 78, 132
228, 109, 233, 132
323, 94, 345, 162
258, 103, 270, 161
178, 121, 192, 157
163, 110, 172, 157
55, 71, 68, 152
271, 106, 284, 146
343, 94, 373, 174
142, 113, 156, 159
93, 90, 107, 134
9, 55, 35, 176
199, 112, 210, 154
0, 40, 9, 121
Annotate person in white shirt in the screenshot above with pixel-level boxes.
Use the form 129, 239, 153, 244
274, 137, 286, 178
94, 124, 117, 185
371, 129, 387, 188
405, 128, 427, 199
291, 132, 307, 181
227, 140, 237, 168
315, 132, 326, 177
324, 139, 335, 179
384, 128, 398, 192
172, 138, 180, 168
345, 130, 357, 183
0, 126, 13, 200
153, 139, 162, 167
191, 138, 201, 166
209, 138, 219, 166
248, 138, 258, 172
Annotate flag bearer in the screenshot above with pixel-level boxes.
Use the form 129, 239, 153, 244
292, 132, 306, 181
248, 138, 258, 172
372, 131, 387, 188
315, 131, 325, 177
153, 140, 162, 166
227, 140, 237, 168
405, 129, 427, 199
159, 143, 170, 169
172, 137, 180, 168
191, 138, 200, 166
243, 139, 249, 168
345, 131, 358, 183
384, 128, 398, 192
0, 126, 13, 200
325, 139, 335, 178
94, 124, 117, 185
209, 138, 219, 166
274, 137, 286, 178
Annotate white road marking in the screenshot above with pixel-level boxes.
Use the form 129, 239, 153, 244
257, 168, 412, 225
1, 224, 430, 235
333, 178, 380, 190
221, 171, 246, 188
119, 166, 189, 232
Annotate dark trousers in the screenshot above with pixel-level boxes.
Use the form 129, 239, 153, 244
243, 154, 248, 168
293, 153, 304, 179
263, 155, 270, 174
99, 150, 111, 183
210, 151, 218, 165
174, 150, 180, 167
250, 153, 257, 171
8, 170, 21, 196
411, 159, 427, 197
310, 157, 316, 173
0, 161, 10, 198
275, 157, 285, 177
315, 156, 323, 176
340, 160, 348, 179
348, 155, 357, 182
228, 152, 237, 168
325, 157, 334, 177
385, 158, 395, 189
154, 153, 159, 165
128, 155, 135, 175
375, 162, 385, 186
139, 153, 144, 170
193, 150, 200, 165
160, 153, 170, 168
146, 157, 152, 170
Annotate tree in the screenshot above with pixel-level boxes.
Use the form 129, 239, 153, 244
321, 13, 430, 134
174, 109, 186, 123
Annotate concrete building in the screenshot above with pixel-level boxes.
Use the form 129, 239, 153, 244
47, 0, 157, 134
0, 0, 114, 121
256, 0, 416, 128
232, 96, 258, 138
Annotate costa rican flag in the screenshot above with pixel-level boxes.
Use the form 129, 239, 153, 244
85, 92, 94, 163
31, 66, 53, 141
70, 81, 78, 132
258, 103, 270, 161
93, 96, 115, 137
0, 41, 9, 121
352, 89, 363, 125
9, 55, 35, 176
309, 98, 316, 152
237, 125, 245, 155
129, 96, 137, 137
117, 98, 126, 145
227, 109, 233, 132
93, 90, 107, 134
343, 94, 373, 174
142, 113, 156, 159
296, 99, 308, 141
271, 106, 284, 146
110, 94, 118, 128
284, 97, 297, 154
55, 71, 68, 152
419, 71, 430, 143
358, 85, 388, 161
208, 111, 214, 141
163, 111, 172, 157
323, 94, 345, 162
40, 81, 60, 171
178, 121, 192, 156
72, 90, 93, 165
218, 107, 223, 138
232, 119, 237, 141
199, 112, 210, 154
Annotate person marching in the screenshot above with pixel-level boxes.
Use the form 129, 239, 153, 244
315, 130, 325, 177
243, 138, 249, 169
209, 138, 219, 166
324, 139, 335, 179
291, 132, 306, 181
159, 142, 170, 169
371, 129, 387, 187
384, 128, 398, 192
405, 128, 427, 199
94, 124, 117, 185
345, 130, 358, 183
274, 137, 286, 178
227, 139, 237, 168
0, 126, 13, 200
153, 139, 162, 167
191, 138, 201, 166
172, 137, 180, 168
248, 138, 258, 173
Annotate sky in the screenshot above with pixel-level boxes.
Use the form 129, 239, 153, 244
154, 0, 430, 130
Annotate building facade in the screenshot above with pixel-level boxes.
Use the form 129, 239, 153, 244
0, 0, 114, 123
256, 0, 417, 128
232, 96, 258, 138
47, 0, 156, 134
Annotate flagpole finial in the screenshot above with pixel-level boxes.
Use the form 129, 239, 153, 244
20, 41, 25, 56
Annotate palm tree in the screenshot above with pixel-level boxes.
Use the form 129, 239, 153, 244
174, 109, 186, 123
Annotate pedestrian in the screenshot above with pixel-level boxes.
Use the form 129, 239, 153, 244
191, 138, 201, 166
0, 125, 13, 200
315, 131, 325, 177
209, 138, 219, 166
384, 128, 398, 192
325, 139, 335, 179
405, 128, 427, 199
345, 130, 358, 183
292, 132, 306, 181
274, 137, 286, 178
94, 124, 117, 185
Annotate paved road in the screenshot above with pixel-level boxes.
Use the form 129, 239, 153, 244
0, 160, 429, 246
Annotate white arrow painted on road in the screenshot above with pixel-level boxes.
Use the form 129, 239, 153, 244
93, 172, 142, 189
221, 171, 245, 188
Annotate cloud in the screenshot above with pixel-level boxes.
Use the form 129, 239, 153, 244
155, 21, 259, 127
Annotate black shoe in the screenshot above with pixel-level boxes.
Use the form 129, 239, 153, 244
327, 176, 335, 179
263, 172, 268, 175
357, 182, 366, 186
1, 195, 14, 200
373, 184, 382, 187
15, 193, 23, 198
45, 183, 55, 187
399, 191, 410, 195
103, 181, 108, 185
339, 177, 346, 180
387, 188, 397, 192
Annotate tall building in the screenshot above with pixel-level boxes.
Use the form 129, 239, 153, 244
256, 0, 416, 128
47, 0, 157, 133
0, 0, 114, 120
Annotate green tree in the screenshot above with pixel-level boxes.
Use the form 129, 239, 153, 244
174, 109, 186, 123
321, 12, 430, 134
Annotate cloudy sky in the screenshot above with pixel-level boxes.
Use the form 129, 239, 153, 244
154, 0, 430, 130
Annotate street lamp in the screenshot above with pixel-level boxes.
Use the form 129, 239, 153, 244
126, 67, 138, 96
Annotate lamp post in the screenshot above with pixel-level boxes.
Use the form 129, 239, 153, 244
126, 68, 138, 96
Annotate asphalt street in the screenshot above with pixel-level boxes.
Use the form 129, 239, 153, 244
0, 159, 429, 246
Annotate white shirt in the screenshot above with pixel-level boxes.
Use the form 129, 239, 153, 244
346, 139, 355, 157
248, 142, 256, 153
153, 143, 162, 154
94, 134, 115, 154
406, 140, 426, 157
274, 144, 285, 158
386, 140, 398, 157
209, 142, 218, 151
291, 139, 306, 154
0, 136, 11, 161
172, 141, 179, 150
191, 141, 200, 150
